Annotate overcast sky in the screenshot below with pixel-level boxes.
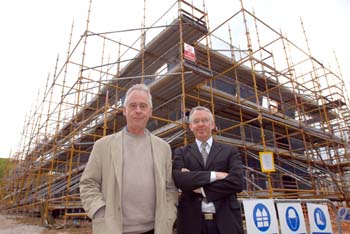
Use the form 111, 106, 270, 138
0, 0, 349, 158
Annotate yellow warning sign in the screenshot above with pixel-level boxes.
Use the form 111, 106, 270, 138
259, 151, 275, 173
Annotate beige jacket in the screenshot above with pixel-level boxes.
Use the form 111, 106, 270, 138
79, 131, 178, 234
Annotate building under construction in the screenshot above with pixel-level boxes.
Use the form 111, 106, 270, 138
1, 0, 350, 226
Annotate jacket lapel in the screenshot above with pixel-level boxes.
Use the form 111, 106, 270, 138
206, 141, 221, 168
188, 143, 205, 168
150, 135, 161, 193
111, 132, 123, 193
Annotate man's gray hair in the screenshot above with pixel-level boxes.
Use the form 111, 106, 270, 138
189, 106, 214, 123
123, 83, 153, 108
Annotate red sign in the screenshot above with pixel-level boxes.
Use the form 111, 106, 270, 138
184, 43, 196, 62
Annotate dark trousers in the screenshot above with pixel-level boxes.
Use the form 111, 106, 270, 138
140, 230, 154, 234
124, 230, 154, 234
201, 219, 220, 234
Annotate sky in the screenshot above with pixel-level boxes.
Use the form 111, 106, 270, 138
0, 0, 349, 158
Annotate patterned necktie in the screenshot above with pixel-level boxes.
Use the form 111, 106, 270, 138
201, 142, 208, 165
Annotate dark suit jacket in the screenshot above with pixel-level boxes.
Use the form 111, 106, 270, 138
172, 140, 244, 234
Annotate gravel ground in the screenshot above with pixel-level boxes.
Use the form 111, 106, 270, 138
0, 213, 91, 234
0, 214, 44, 234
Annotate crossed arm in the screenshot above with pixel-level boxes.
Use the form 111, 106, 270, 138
172, 146, 243, 202
179, 167, 227, 193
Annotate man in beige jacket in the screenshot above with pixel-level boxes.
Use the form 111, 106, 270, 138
80, 84, 177, 234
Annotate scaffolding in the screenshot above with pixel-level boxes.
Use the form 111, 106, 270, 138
1, 0, 350, 223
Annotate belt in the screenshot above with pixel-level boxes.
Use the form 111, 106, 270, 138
202, 213, 215, 220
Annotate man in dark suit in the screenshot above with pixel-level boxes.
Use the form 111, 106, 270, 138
172, 106, 244, 234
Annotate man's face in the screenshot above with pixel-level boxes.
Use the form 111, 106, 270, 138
123, 90, 152, 134
189, 110, 215, 142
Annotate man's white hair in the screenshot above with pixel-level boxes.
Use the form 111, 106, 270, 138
123, 83, 152, 108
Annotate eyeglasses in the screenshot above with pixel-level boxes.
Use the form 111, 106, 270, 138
127, 102, 150, 111
191, 118, 211, 125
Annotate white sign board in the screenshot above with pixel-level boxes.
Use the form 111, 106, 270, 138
259, 151, 275, 172
276, 202, 307, 234
307, 203, 333, 234
243, 199, 279, 234
338, 207, 350, 222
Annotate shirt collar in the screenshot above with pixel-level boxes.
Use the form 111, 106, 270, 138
123, 126, 149, 137
195, 137, 213, 149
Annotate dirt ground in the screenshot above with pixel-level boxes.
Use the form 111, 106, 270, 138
0, 213, 92, 234
3, 212, 350, 234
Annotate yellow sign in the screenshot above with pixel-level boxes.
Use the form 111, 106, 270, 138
259, 151, 275, 172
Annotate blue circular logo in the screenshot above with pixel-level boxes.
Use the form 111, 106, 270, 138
253, 203, 271, 232
286, 206, 300, 231
314, 208, 326, 230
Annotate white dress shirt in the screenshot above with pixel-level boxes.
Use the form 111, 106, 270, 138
195, 137, 216, 213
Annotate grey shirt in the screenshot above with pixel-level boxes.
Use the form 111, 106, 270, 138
122, 128, 156, 233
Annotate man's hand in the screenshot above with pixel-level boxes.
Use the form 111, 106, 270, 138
215, 172, 228, 180
192, 188, 202, 194
93, 206, 105, 219
181, 168, 190, 172
180, 168, 227, 192
182, 168, 228, 180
